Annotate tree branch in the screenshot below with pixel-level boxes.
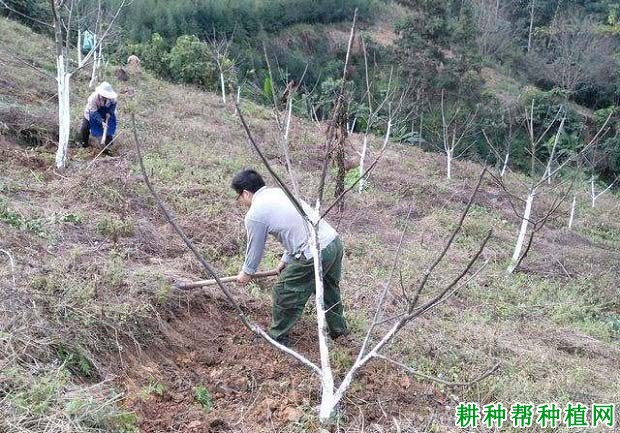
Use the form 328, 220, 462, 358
408, 167, 487, 300
376, 355, 501, 388
130, 114, 320, 373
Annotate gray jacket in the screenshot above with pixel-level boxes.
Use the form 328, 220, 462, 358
242, 187, 338, 275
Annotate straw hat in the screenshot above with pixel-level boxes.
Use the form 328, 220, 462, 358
96, 82, 118, 100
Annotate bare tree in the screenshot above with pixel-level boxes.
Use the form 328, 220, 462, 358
494, 101, 612, 273
471, 0, 515, 59
438, 90, 478, 180
482, 113, 514, 178
207, 29, 235, 105
535, 15, 616, 95
357, 39, 400, 192
568, 191, 577, 229
228, 106, 494, 420
589, 175, 618, 208
583, 141, 619, 207
527, 0, 535, 53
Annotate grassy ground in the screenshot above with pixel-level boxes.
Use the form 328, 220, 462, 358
1, 17, 619, 433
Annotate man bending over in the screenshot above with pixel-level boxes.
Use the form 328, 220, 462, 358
232, 169, 348, 346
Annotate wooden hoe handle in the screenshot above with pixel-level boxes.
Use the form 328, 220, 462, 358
176, 270, 279, 290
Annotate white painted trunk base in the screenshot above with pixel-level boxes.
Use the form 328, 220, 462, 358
358, 135, 368, 192
219, 71, 226, 104
55, 56, 71, 169
306, 219, 335, 421
500, 152, 509, 177
507, 192, 534, 273
568, 195, 576, 229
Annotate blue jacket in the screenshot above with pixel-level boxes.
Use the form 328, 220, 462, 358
84, 92, 117, 136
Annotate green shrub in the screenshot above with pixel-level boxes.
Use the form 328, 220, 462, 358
127, 33, 171, 78
0, 200, 46, 236
194, 385, 214, 410
168, 35, 217, 88
56, 345, 94, 377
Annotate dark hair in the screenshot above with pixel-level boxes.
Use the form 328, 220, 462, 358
231, 169, 265, 194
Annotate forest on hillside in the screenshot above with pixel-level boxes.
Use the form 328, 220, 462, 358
3, 0, 620, 181
4, 0, 620, 185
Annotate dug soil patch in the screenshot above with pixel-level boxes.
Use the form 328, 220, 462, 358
119, 299, 445, 432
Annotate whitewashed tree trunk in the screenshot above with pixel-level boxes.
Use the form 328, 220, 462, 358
446, 149, 453, 180
306, 216, 335, 421
358, 134, 369, 192
508, 190, 534, 273
55, 57, 72, 169
219, 64, 226, 104
88, 35, 101, 88
527, 0, 535, 53
590, 176, 616, 207
77, 29, 82, 66
544, 115, 565, 184
348, 117, 356, 135
88, 52, 98, 88
568, 194, 576, 229
500, 152, 509, 177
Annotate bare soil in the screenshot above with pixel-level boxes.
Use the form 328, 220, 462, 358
119, 299, 444, 433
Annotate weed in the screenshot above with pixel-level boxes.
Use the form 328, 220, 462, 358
61, 213, 84, 224
344, 167, 361, 189
580, 222, 618, 245
142, 154, 186, 182
110, 411, 140, 433
56, 345, 94, 377
344, 310, 368, 335
64, 396, 140, 433
0, 200, 46, 236
194, 384, 214, 410
155, 275, 171, 304
102, 249, 127, 290
96, 217, 135, 242
12, 369, 69, 416
140, 379, 166, 400
607, 313, 620, 335
330, 346, 353, 371
0, 203, 22, 228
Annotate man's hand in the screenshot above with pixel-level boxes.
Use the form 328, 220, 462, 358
236, 271, 253, 285
275, 260, 287, 275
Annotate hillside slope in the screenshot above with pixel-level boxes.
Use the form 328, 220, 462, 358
1, 17, 619, 433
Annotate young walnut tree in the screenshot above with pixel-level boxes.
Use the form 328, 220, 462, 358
492, 101, 612, 273
438, 90, 478, 180
235, 105, 495, 419
207, 29, 235, 105
131, 14, 497, 422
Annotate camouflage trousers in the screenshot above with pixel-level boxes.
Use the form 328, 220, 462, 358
269, 237, 348, 343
